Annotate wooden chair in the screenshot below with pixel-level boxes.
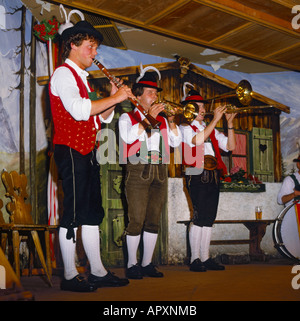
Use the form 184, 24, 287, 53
0, 170, 53, 287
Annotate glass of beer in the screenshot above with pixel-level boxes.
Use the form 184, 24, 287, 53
255, 206, 262, 220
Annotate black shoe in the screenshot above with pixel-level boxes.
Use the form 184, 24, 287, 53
190, 258, 207, 272
60, 275, 96, 292
126, 264, 143, 279
203, 258, 225, 270
88, 271, 129, 288
141, 263, 164, 277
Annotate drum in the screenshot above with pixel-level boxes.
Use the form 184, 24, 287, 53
273, 202, 300, 261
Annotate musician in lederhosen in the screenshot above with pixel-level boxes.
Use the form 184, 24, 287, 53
50, 21, 133, 292
277, 154, 300, 206
180, 87, 236, 272
118, 67, 182, 279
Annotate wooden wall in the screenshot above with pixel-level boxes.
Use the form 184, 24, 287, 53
86, 61, 285, 182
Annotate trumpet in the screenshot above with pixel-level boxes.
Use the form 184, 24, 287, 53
155, 99, 199, 122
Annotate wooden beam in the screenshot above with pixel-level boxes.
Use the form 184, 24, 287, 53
29, 17, 37, 224
195, 0, 300, 37
37, 61, 179, 85
19, 6, 26, 175
38, 60, 290, 114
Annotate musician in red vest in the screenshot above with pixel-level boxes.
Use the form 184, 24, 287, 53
49, 21, 133, 292
180, 87, 236, 272
118, 68, 182, 279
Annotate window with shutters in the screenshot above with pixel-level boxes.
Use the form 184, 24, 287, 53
220, 127, 274, 183
220, 130, 250, 176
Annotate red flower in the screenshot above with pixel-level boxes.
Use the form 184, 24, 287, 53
33, 18, 60, 42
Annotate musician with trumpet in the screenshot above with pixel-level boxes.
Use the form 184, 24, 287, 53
180, 86, 236, 272
118, 68, 182, 279
49, 21, 132, 292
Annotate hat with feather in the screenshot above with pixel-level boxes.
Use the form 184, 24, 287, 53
181, 82, 206, 105
133, 63, 162, 92
58, 4, 103, 43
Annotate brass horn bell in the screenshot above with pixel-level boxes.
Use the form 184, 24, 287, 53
206, 79, 253, 106
158, 100, 199, 122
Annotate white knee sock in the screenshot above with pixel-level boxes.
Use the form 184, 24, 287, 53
200, 226, 212, 262
59, 227, 78, 280
81, 225, 107, 277
189, 224, 202, 263
141, 231, 158, 267
126, 234, 141, 268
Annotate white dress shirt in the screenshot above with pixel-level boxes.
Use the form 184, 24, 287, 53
50, 59, 114, 128
118, 108, 182, 151
277, 171, 300, 205
179, 120, 228, 155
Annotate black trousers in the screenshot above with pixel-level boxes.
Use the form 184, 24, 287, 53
185, 169, 220, 227
54, 144, 105, 230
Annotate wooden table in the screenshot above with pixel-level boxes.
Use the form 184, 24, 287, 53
177, 219, 275, 261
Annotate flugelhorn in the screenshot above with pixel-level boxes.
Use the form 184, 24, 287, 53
155, 99, 199, 122
92, 58, 161, 129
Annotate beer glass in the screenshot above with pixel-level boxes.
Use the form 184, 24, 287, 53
255, 206, 262, 220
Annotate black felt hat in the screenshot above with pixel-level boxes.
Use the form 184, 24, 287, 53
181, 89, 206, 105
133, 72, 162, 92
61, 20, 103, 42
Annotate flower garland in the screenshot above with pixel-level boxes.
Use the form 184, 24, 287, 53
222, 166, 262, 184
220, 166, 264, 192
33, 18, 60, 42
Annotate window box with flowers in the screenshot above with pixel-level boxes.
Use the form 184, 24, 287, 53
220, 166, 265, 193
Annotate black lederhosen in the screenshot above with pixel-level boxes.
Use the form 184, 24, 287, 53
185, 169, 220, 227
54, 145, 105, 233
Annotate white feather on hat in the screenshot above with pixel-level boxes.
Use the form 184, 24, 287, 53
182, 82, 194, 101
136, 62, 161, 83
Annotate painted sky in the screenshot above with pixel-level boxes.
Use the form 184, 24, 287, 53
1, 0, 299, 171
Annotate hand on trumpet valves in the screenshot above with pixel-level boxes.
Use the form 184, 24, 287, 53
149, 101, 165, 119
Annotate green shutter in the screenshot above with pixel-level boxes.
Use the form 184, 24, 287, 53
251, 127, 274, 182
100, 161, 127, 267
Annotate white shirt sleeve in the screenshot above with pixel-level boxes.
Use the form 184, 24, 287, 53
118, 112, 145, 145
98, 111, 114, 124
180, 123, 228, 154
214, 128, 229, 152
50, 66, 92, 121
164, 118, 182, 148
277, 176, 295, 205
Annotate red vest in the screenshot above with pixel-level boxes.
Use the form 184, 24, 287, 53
122, 110, 170, 163
182, 124, 227, 175
49, 63, 101, 155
